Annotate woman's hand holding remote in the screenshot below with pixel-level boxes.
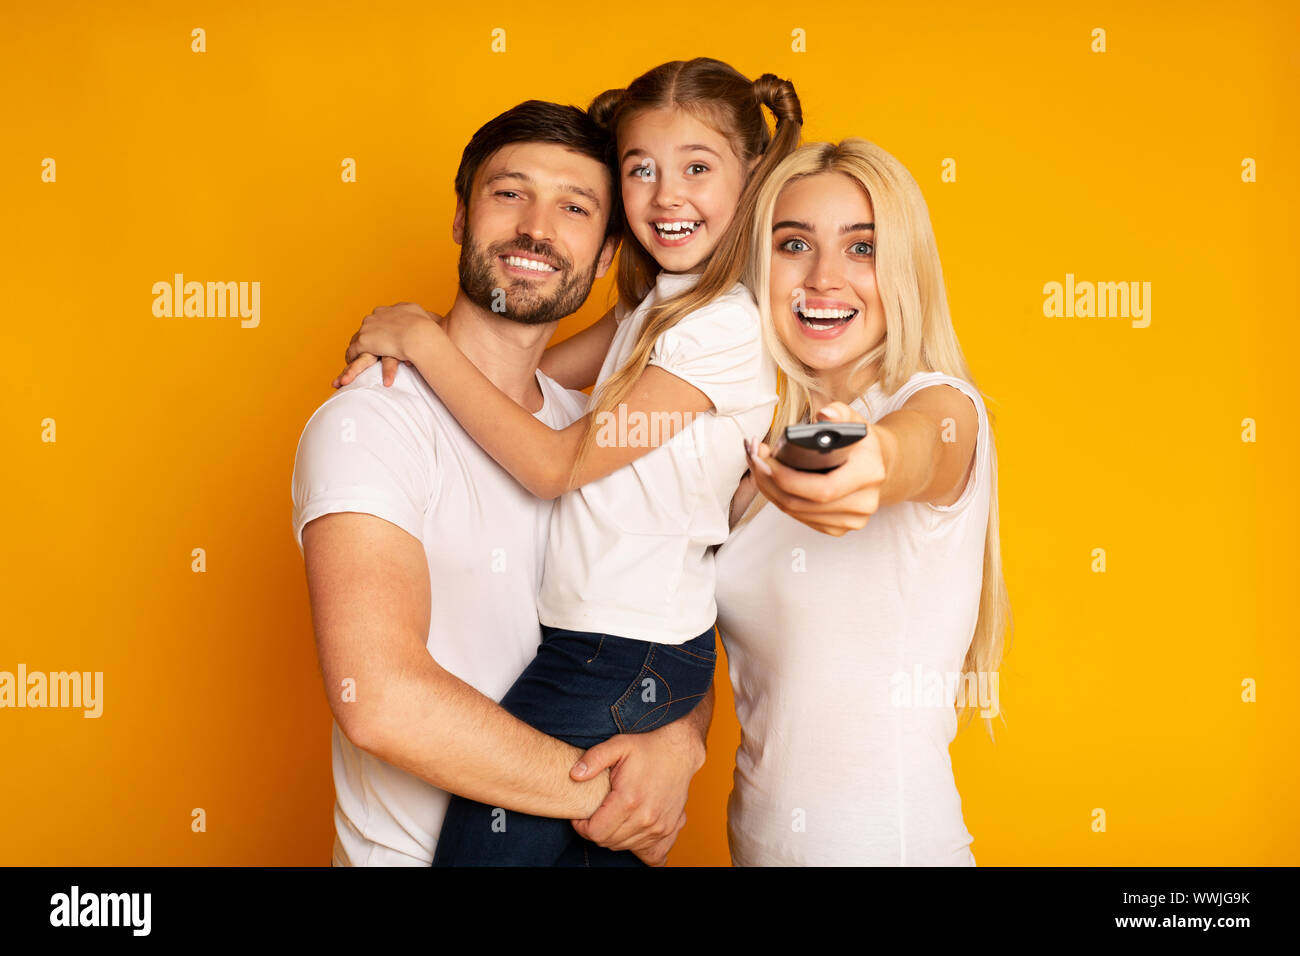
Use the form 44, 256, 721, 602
746, 402, 887, 537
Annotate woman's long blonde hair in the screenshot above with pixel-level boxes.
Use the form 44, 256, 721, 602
741, 139, 1013, 735
568, 58, 803, 482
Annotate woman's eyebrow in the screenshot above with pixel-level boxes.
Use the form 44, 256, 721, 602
771, 220, 875, 233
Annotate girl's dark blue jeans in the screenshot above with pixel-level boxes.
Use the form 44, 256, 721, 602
431, 623, 717, 867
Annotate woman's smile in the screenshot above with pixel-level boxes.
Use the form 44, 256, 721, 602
792, 297, 859, 338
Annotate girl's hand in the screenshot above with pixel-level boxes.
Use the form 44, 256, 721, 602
332, 303, 445, 389
332, 354, 410, 389
745, 402, 886, 537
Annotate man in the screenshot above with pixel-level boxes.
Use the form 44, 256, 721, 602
291, 100, 713, 866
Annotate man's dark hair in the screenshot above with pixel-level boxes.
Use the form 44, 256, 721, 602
454, 100, 621, 241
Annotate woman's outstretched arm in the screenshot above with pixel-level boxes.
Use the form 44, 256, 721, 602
747, 386, 979, 536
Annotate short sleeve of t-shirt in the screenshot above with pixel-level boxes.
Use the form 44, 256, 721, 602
887, 372, 991, 521
290, 388, 434, 551
646, 291, 765, 418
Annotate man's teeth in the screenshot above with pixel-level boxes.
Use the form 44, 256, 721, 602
797, 307, 857, 331
505, 255, 556, 272
653, 220, 701, 238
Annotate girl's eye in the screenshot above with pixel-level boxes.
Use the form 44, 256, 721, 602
779, 237, 809, 253
628, 165, 655, 181
687, 163, 709, 175
850, 240, 874, 256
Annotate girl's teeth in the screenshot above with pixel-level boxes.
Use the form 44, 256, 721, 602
654, 221, 700, 237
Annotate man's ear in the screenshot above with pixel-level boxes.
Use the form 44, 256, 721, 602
452, 198, 467, 245
594, 235, 619, 279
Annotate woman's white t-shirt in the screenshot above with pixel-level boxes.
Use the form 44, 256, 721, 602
537, 271, 778, 644
714, 370, 993, 866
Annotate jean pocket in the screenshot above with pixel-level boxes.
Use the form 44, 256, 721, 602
610, 640, 717, 734
536, 627, 613, 671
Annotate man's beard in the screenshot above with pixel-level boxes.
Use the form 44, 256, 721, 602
458, 227, 600, 326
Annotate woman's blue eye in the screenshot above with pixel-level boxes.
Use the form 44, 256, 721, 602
780, 237, 809, 253
851, 241, 874, 256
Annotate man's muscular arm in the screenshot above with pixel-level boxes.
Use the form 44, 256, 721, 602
303, 511, 610, 819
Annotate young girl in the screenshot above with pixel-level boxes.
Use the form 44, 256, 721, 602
718, 139, 1012, 865
334, 58, 802, 866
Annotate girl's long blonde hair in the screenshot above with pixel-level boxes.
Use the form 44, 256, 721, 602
569, 58, 802, 481
741, 139, 1012, 734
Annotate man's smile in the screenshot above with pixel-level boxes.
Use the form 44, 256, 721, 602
500, 253, 560, 276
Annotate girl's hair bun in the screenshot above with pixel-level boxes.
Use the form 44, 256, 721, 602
752, 73, 803, 127
588, 88, 626, 132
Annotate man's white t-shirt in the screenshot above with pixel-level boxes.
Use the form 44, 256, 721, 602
714, 371, 993, 866
290, 361, 587, 866
537, 271, 778, 644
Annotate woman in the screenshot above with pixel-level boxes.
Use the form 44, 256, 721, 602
717, 139, 1011, 865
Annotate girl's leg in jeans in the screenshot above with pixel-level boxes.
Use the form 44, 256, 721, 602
431, 625, 716, 867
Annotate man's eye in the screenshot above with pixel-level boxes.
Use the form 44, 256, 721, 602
850, 241, 874, 255
566, 205, 590, 216
496, 190, 521, 199
779, 237, 809, 253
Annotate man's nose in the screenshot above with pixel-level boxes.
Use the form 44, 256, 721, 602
517, 206, 556, 243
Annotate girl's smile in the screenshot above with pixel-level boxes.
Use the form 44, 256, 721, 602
649, 218, 704, 248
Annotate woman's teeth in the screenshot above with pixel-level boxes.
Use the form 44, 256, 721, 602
653, 220, 702, 239
796, 307, 858, 331
504, 255, 557, 273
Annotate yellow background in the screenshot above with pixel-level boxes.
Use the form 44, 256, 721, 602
2, 0, 1297, 865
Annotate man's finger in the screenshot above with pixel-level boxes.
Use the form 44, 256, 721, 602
581, 776, 648, 846
571, 738, 626, 781
589, 805, 662, 852
633, 812, 687, 866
